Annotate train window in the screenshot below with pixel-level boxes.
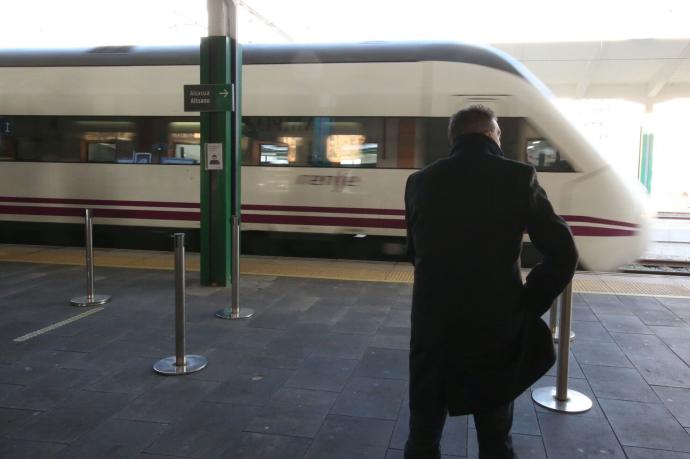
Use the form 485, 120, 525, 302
88, 142, 117, 162
0, 116, 204, 165
0, 119, 15, 160
260, 143, 290, 165
525, 138, 574, 172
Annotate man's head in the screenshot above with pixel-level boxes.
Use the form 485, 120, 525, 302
448, 105, 501, 147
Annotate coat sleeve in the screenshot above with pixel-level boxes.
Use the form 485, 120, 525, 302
404, 173, 416, 266
522, 167, 578, 317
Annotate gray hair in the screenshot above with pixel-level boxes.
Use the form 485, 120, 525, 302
447, 105, 497, 144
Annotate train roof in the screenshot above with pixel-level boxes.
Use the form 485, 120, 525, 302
0, 41, 528, 80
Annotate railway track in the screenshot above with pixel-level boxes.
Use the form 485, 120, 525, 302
619, 259, 690, 276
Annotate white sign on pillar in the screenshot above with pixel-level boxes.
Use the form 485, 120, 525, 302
205, 143, 223, 170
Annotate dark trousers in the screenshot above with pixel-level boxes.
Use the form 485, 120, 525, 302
404, 401, 516, 459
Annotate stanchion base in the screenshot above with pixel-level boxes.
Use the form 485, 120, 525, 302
551, 327, 575, 343
153, 355, 208, 375
532, 386, 592, 413
215, 307, 254, 320
70, 294, 111, 307
552, 328, 576, 343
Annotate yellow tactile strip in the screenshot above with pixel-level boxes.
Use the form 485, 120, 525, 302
1, 244, 689, 298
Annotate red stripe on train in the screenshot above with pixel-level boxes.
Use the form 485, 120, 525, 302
0, 196, 200, 209
0, 196, 641, 230
242, 204, 405, 216
562, 215, 639, 229
243, 213, 406, 229
0, 205, 200, 221
0, 203, 639, 235
568, 226, 637, 237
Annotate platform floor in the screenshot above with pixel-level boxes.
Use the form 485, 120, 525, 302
1, 253, 690, 458
1, 244, 690, 298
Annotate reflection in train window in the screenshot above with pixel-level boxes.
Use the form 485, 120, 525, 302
260, 143, 290, 165
525, 138, 574, 172
88, 142, 117, 162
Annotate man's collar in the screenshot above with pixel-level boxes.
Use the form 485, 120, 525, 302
450, 133, 504, 158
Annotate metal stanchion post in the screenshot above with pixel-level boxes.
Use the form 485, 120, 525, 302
154, 233, 208, 375
70, 209, 111, 307
548, 296, 575, 343
216, 215, 253, 320
532, 281, 592, 413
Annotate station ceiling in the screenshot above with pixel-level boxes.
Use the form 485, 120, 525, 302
496, 38, 690, 103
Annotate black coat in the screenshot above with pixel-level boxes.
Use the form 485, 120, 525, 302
404, 133, 578, 416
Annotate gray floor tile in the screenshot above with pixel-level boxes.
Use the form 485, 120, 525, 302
545, 349, 585, 379
571, 339, 633, 367
333, 307, 387, 335
582, 364, 658, 402
371, 333, 410, 350
0, 438, 66, 459
243, 385, 337, 438
247, 307, 301, 330
74, 418, 168, 448
262, 326, 325, 360
115, 378, 219, 423
599, 398, 690, 451
55, 441, 142, 459
304, 414, 394, 459
571, 321, 614, 342
86, 357, 162, 395
0, 407, 39, 437
635, 308, 686, 327
618, 295, 667, 310
310, 332, 373, 359
653, 385, 690, 428
598, 314, 653, 334
513, 390, 541, 436
330, 376, 407, 420
650, 325, 690, 366
297, 303, 349, 326
382, 309, 411, 328
658, 298, 690, 322
10, 390, 134, 443
582, 293, 629, 311
538, 411, 626, 458
245, 406, 327, 438
572, 306, 599, 322
218, 432, 311, 459
613, 333, 690, 388
146, 402, 259, 458
268, 387, 338, 412
205, 368, 292, 406
285, 356, 358, 392
625, 447, 690, 458
355, 348, 409, 380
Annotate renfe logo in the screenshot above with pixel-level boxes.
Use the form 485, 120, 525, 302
296, 173, 361, 191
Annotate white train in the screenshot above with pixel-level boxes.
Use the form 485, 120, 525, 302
0, 42, 649, 270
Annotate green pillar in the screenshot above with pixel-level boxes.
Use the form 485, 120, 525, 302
639, 132, 654, 195
200, 36, 239, 286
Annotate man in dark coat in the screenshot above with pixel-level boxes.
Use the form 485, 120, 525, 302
403, 105, 578, 459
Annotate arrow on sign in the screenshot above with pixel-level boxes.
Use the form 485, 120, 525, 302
219, 89, 229, 98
